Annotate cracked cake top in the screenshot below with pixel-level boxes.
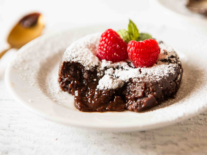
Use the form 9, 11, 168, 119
62, 33, 181, 90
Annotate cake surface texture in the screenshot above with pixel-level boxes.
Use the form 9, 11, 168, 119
59, 33, 183, 112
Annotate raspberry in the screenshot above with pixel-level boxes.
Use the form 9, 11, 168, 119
127, 39, 160, 67
97, 29, 128, 62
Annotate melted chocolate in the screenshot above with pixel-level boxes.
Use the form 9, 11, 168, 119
58, 59, 183, 112
20, 13, 40, 28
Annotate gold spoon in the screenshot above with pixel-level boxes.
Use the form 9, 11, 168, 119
0, 12, 45, 59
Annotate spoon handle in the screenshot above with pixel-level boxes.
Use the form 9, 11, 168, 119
0, 47, 12, 59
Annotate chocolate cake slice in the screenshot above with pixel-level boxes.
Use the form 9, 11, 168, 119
59, 33, 183, 112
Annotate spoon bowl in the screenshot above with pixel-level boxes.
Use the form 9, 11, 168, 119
0, 12, 45, 58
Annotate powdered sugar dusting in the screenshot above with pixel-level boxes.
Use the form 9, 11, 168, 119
98, 75, 124, 90
63, 33, 101, 70
62, 33, 181, 90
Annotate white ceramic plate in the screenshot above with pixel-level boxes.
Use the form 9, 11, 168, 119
5, 22, 207, 132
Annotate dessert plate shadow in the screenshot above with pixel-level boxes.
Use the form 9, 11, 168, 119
5, 22, 207, 132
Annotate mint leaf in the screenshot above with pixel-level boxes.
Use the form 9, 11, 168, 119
128, 19, 139, 41
117, 20, 152, 43
117, 29, 131, 43
138, 33, 152, 41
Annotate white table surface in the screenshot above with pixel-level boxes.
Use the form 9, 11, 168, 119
1, 0, 207, 154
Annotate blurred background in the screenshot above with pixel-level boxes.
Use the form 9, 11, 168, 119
1, 0, 207, 51
0, 0, 155, 72
0, 0, 151, 47
1, 0, 207, 50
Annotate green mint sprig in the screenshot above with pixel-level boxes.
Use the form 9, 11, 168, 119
138, 33, 152, 41
117, 29, 131, 43
117, 19, 152, 43
128, 19, 139, 41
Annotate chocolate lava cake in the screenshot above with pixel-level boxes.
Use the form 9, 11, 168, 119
58, 33, 183, 112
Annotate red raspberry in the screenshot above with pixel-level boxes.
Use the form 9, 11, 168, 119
127, 39, 160, 67
97, 29, 128, 62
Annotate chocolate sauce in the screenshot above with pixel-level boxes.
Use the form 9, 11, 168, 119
20, 13, 40, 28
